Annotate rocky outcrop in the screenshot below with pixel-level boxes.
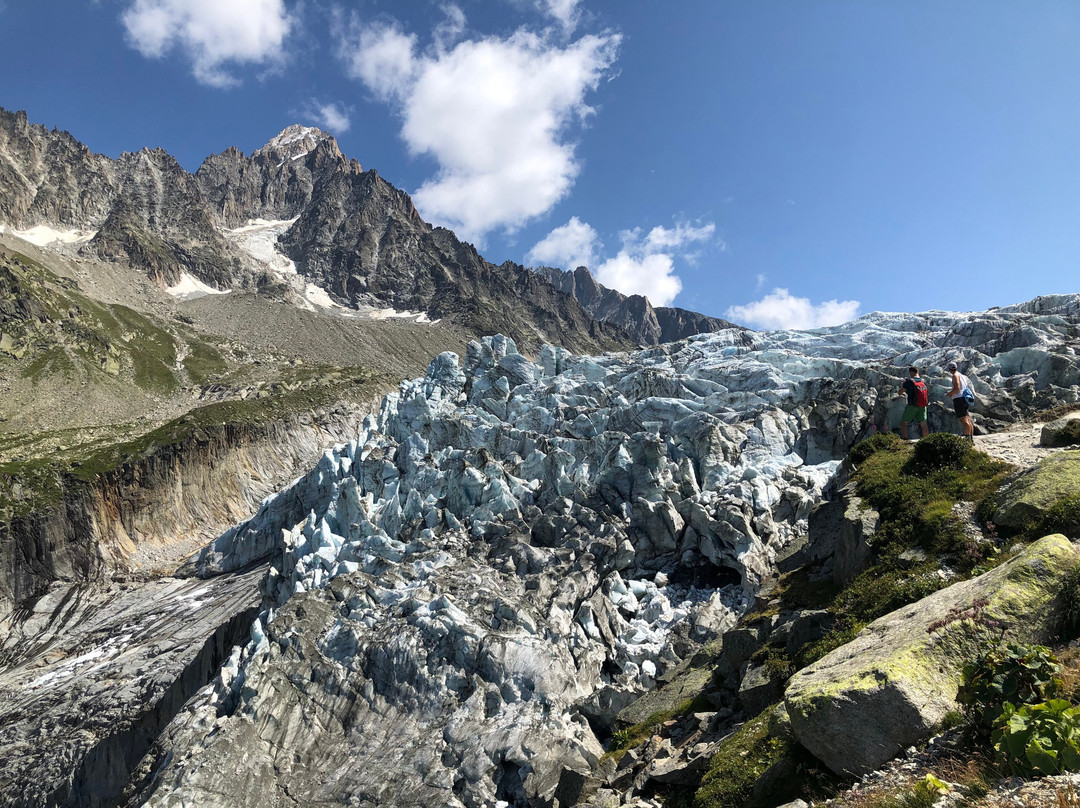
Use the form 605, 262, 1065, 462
0, 108, 248, 288
0, 109, 115, 227
275, 171, 630, 354
534, 265, 743, 346
194, 124, 354, 227
992, 451, 1080, 531
784, 534, 1080, 777
0, 569, 262, 808
0, 398, 381, 637
0, 107, 671, 355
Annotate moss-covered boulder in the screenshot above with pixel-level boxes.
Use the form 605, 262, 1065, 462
783, 534, 1080, 777
994, 452, 1080, 530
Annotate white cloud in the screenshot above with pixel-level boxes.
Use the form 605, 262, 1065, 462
433, 4, 467, 50
725, 288, 861, 331
526, 216, 599, 270
537, 0, 582, 31
342, 19, 419, 101
306, 101, 351, 133
338, 12, 619, 243
755, 273, 766, 290
588, 220, 714, 307
121, 0, 293, 88
595, 251, 681, 307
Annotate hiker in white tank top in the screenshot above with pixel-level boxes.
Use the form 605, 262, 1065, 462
945, 361, 975, 441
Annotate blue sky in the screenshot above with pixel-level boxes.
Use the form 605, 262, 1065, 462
2, 1, 1077, 328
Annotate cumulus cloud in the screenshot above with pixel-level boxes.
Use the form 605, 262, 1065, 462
526, 216, 599, 270
338, 11, 619, 243
305, 100, 351, 133
121, 0, 293, 87
725, 288, 861, 331
552, 219, 715, 308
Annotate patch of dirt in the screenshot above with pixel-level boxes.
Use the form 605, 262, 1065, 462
975, 422, 1071, 469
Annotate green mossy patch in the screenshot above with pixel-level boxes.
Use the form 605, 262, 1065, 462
792, 437, 1012, 667
694, 705, 833, 808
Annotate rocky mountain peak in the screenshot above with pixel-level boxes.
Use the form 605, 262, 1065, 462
254, 124, 338, 163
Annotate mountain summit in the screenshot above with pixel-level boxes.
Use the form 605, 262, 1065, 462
253, 124, 338, 163
0, 107, 737, 354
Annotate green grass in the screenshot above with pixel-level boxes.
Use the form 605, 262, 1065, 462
1, 249, 190, 392
181, 337, 228, 383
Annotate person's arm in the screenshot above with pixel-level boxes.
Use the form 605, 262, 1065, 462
946, 372, 961, 398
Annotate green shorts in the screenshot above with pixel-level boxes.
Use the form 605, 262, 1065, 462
901, 405, 927, 423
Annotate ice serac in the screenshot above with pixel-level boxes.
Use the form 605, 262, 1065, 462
134, 295, 1080, 808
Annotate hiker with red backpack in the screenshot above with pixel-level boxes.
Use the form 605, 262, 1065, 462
898, 365, 930, 439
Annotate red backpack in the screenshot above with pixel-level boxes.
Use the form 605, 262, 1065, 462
911, 379, 929, 407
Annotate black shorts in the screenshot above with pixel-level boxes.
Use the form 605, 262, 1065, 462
953, 397, 969, 417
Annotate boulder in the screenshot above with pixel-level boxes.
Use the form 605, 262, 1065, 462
1041, 412, 1080, 448
993, 452, 1080, 531
784, 534, 1080, 777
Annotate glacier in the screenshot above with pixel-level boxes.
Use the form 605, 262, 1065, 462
123, 296, 1080, 808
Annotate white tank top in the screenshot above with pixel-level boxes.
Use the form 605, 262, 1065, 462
950, 373, 972, 399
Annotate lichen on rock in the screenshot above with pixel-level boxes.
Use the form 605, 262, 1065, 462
783, 533, 1080, 777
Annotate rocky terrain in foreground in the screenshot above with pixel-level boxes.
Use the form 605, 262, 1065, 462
1, 294, 1078, 807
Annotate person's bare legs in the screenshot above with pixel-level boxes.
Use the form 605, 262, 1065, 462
920, 421, 929, 438
961, 414, 974, 438
900, 421, 909, 440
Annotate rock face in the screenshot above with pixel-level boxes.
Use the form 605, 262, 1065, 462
784, 534, 1080, 777
0, 570, 261, 808
0, 399, 379, 635
993, 451, 1080, 531
534, 265, 742, 346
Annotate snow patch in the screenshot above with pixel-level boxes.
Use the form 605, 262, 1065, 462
167, 272, 230, 301
28, 634, 133, 688
0, 223, 97, 247
225, 217, 299, 277
305, 283, 345, 310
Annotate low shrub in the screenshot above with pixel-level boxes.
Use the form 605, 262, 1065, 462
849, 431, 904, 466
907, 433, 973, 474
993, 699, 1080, 776
1062, 563, 1080, 641
958, 643, 1063, 737
1036, 495, 1080, 541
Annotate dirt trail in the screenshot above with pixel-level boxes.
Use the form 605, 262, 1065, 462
975, 422, 1070, 469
